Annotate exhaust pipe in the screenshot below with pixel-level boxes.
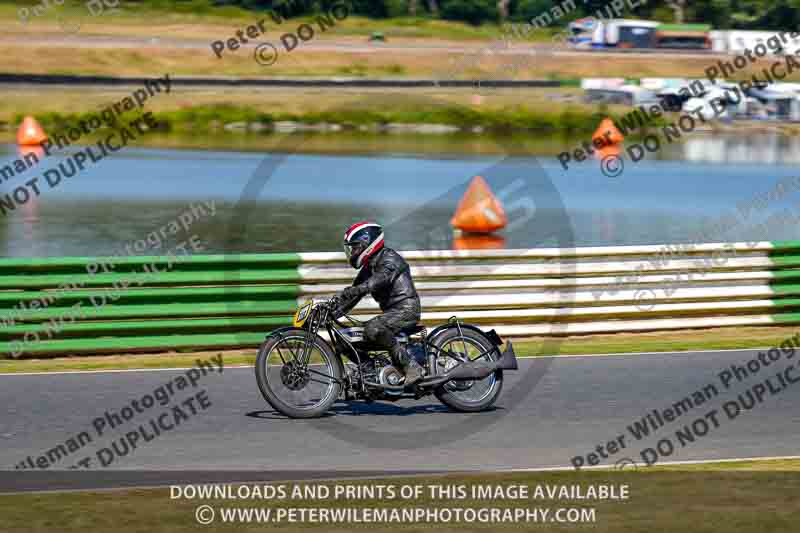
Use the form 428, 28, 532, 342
363, 342, 518, 391
418, 341, 518, 388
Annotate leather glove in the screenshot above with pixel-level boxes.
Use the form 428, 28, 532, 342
340, 285, 364, 301
330, 302, 345, 320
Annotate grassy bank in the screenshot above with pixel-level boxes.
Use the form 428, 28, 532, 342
2, 464, 799, 532
17, 102, 611, 137
1, 325, 796, 374
7, 76, 800, 155
0, 85, 659, 143
4, 85, 797, 155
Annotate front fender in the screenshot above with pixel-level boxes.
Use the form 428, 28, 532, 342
264, 326, 340, 364
265, 325, 299, 340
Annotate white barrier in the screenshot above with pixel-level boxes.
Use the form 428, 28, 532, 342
297, 242, 800, 337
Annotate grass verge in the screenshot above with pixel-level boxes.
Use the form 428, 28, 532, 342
1, 463, 799, 532
5, 84, 798, 154
1, 325, 796, 374
0, 88, 611, 138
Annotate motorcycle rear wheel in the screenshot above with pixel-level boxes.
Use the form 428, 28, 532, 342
432, 328, 504, 412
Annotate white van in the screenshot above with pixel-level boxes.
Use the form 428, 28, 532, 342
591, 19, 660, 48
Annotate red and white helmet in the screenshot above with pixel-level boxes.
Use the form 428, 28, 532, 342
343, 221, 384, 269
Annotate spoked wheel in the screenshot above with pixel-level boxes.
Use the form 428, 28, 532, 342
432, 328, 504, 412
255, 328, 344, 418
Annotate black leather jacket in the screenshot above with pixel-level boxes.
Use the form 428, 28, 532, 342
335, 247, 420, 315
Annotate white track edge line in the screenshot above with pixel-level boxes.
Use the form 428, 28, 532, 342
507, 455, 800, 472
0, 347, 775, 377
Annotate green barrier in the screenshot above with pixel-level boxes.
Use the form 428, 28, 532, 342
0, 254, 306, 358
771, 312, 800, 324
0, 253, 303, 271
0, 285, 299, 308
0, 269, 303, 290
0, 316, 293, 340
0, 301, 299, 326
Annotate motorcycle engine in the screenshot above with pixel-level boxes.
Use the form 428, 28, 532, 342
378, 365, 404, 388
365, 355, 404, 395
359, 355, 387, 381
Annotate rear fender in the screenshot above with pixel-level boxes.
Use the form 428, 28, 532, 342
427, 322, 504, 347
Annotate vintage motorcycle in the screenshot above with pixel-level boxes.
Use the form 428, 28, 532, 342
255, 296, 519, 418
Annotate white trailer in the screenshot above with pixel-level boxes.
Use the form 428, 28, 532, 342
710, 30, 800, 55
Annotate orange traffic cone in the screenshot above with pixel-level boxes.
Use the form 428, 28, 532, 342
17, 144, 44, 163
17, 116, 47, 146
596, 143, 622, 160
450, 175, 508, 234
592, 117, 624, 146
453, 232, 506, 250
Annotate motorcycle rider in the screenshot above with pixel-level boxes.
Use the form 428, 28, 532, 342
332, 221, 425, 385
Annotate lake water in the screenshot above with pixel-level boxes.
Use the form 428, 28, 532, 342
1, 134, 799, 258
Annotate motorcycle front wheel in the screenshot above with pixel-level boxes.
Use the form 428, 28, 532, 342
255, 328, 344, 419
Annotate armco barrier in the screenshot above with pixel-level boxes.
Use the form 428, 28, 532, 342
3, 241, 800, 357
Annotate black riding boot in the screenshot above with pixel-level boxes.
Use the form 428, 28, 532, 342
390, 342, 424, 385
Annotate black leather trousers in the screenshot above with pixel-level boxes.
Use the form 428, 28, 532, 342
363, 298, 421, 369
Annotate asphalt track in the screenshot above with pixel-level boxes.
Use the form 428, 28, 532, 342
0, 72, 563, 89
0, 33, 722, 60
1, 349, 799, 491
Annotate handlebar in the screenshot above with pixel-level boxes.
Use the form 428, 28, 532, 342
324, 294, 364, 326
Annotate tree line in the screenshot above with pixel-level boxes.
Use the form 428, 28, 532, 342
136, 0, 800, 30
